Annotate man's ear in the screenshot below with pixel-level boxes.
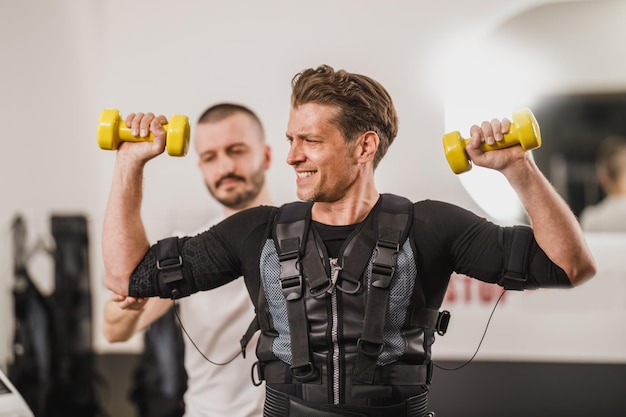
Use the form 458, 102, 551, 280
354, 131, 379, 164
264, 144, 272, 170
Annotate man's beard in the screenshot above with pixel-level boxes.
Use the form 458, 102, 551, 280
207, 165, 266, 210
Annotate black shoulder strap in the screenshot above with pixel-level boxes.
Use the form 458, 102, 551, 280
240, 202, 316, 366
274, 201, 318, 381
353, 194, 413, 383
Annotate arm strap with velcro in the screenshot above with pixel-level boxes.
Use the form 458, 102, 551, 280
155, 237, 196, 299
497, 226, 533, 291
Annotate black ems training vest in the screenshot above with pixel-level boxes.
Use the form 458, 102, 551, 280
243, 194, 450, 406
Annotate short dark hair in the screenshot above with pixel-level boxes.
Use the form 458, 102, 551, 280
197, 102, 265, 139
290, 65, 398, 169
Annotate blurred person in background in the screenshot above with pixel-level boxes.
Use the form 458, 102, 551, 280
579, 135, 626, 232
103, 103, 271, 417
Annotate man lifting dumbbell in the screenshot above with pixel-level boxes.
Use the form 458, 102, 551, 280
101, 65, 597, 417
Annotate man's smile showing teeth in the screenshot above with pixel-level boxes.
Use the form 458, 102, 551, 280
297, 171, 315, 178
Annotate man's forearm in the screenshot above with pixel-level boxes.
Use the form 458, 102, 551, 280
103, 154, 151, 295
102, 300, 143, 342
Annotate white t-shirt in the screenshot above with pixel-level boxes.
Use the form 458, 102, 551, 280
177, 216, 265, 417
579, 195, 626, 232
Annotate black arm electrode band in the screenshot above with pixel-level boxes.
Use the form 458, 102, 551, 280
498, 226, 533, 291
155, 237, 196, 299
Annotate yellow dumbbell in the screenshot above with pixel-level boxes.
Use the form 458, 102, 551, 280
97, 108, 190, 157
442, 108, 542, 174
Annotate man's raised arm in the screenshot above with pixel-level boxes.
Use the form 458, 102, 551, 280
102, 112, 169, 295
465, 119, 597, 287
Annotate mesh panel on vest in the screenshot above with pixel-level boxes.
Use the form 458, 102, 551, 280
260, 239, 293, 363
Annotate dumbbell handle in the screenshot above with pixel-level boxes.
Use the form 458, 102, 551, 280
461, 112, 539, 152
97, 108, 190, 156
116, 120, 168, 143
458, 132, 519, 153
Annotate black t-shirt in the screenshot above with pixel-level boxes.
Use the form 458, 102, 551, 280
311, 221, 358, 259
129, 198, 570, 309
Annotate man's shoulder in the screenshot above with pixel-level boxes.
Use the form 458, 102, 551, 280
233, 205, 279, 219
379, 194, 455, 210
413, 198, 461, 212
217, 205, 279, 232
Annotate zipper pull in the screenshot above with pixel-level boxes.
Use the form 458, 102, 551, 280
328, 258, 342, 294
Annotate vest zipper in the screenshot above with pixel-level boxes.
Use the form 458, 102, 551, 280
329, 257, 342, 405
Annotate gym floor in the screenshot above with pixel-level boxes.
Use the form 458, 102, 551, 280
96, 354, 140, 417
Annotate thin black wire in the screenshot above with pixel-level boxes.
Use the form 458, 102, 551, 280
172, 297, 241, 366
434, 289, 507, 371
171, 287, 507, 370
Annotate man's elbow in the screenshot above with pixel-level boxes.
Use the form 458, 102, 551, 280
102, 326, 131, 344
103, 328, 121, 343
568, 257, 598, 287
104, 270, 131, 297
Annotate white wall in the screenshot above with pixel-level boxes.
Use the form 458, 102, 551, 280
1, 0, 623, 366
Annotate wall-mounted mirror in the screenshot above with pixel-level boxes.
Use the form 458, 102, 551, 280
532, 91, 626, 217
443, 0, 626, 225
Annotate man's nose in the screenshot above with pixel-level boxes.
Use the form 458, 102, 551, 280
216, 155, 235, 175
286, 141, 303, 166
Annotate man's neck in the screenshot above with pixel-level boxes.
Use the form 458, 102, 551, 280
312, 189, 380, 226
222, 186, 273, 218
